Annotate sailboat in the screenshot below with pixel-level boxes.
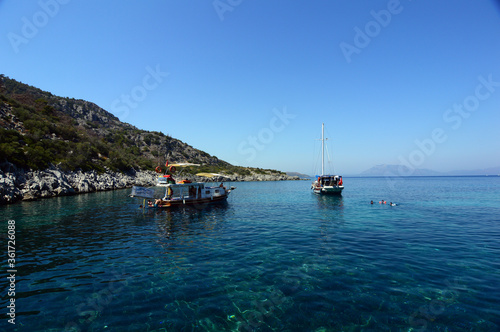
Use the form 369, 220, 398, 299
311, 123, 344, 195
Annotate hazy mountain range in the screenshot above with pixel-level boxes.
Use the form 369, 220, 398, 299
358, 164, 500, 177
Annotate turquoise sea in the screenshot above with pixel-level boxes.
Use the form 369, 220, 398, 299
1, 177, 500, 331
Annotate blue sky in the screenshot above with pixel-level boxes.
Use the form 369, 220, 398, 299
1, 0, 499, 175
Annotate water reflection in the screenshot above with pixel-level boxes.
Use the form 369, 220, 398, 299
315, 194, 344, 220
315, 194, 343, 208
149, 203, 230, 267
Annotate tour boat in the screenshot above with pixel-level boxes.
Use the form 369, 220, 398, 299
132, 182, 233, 208
131, 163, 235, 208
311, 123, 344, 195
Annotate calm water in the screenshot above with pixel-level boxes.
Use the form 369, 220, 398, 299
1, 177, 500, 331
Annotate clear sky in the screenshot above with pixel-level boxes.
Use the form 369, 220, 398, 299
1, 0, 500, 175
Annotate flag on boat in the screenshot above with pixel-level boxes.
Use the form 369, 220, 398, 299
130, 186, 155, 198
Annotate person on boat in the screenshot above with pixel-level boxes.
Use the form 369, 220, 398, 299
166, 187, 173, 200
154, 198, 163, 207
147, 200, 153, 207
166, 174, 175, 184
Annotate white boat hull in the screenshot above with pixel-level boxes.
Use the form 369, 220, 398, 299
150, 182, 234, 208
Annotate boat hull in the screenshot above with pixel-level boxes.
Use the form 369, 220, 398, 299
154, 193, 229, 208
312, 185, 344, 195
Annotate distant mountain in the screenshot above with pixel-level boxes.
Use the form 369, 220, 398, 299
286, 172, 311, 179
359, 164, 500, 177
360, 164, 441, 176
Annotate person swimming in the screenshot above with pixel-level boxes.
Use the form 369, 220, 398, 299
390, 202, 397, 206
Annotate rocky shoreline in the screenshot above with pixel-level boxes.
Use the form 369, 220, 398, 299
0, 163, 300, 205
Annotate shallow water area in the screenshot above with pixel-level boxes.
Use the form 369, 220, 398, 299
1, 177, 500, 331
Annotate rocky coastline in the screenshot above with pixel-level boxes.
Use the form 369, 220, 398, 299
0, 163, 300, 205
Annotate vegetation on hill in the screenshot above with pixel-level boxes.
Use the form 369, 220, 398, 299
0, 75, 285, 177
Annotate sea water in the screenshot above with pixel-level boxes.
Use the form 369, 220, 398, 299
1, 177, 499, 331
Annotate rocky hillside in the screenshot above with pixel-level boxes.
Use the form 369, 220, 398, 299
0, 75, 225, 171
0, 75, 298, 204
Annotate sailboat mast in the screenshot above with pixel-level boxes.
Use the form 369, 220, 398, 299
321, 123, 324, 176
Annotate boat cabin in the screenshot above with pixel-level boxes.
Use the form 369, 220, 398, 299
317, 175, 342, 187
162, 183, 227, 201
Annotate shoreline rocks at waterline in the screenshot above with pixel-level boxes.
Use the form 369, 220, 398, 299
0, 163, 300, 204
0, 163, 156, 204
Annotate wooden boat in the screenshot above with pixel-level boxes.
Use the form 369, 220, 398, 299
131, 164, 235, 208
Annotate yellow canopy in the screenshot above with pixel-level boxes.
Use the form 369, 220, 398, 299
196, 172, 223, 178
169, 163, 201, 167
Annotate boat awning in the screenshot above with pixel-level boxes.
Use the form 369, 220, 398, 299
316, 175, 341, 178
196, 172, 224, 178
165, 183, 205, 188
169, 163, 201, 167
